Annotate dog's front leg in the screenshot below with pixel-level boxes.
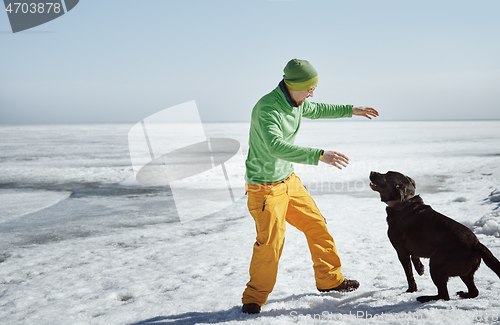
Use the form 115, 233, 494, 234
397, 252, 417, 292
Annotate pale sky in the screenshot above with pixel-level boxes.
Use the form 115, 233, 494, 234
1, 0, 499, 124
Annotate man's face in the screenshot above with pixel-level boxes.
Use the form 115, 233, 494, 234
290, 87, 316, 106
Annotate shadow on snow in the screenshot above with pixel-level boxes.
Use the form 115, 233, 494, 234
130, 289, 438, 324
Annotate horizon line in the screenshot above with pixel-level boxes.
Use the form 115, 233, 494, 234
1, 118, 500, 127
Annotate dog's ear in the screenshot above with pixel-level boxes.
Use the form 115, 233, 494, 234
400, 177, 416, 201
395, 184, 406, 202
407, 176, 416, 190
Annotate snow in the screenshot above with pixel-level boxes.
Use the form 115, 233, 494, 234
1, 121, 500, 324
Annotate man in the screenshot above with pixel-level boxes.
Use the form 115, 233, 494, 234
241, 58, 379, 314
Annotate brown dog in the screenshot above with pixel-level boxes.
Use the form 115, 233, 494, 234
369, 171, 500, 303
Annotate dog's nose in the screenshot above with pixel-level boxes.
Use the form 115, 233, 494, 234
370, 171, 381, 181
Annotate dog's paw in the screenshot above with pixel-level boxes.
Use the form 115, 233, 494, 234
457, 291, 479, 299
417, 295, 432, 303
417, 294, 450, 303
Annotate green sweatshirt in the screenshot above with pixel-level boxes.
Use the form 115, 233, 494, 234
245, 81, 353, 185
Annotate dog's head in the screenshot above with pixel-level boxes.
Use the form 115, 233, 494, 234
370, 171, 416, 203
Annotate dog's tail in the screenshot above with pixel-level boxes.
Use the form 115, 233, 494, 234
477, 243, 500, 277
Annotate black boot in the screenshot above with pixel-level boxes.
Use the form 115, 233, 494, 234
242, 303, 261, 314
318, 279, 360, 293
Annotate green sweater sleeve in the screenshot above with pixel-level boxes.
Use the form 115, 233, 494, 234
303, 101, 353, 119
258, 107, 322, 166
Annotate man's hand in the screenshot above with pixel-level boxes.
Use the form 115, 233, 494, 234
352, 106, 379, 119
320, 151, 349, 169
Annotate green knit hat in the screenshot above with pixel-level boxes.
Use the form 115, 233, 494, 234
283, 59, 319, 91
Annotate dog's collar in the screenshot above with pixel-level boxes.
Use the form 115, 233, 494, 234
384, 200, 400, 208
384, 195, 416, 207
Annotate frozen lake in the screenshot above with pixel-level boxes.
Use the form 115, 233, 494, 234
0, 121, 499, 324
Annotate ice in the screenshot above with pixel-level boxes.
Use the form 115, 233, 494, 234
0, 189, 71, 221
1, 121, 500, 324
473, 212, 500, 237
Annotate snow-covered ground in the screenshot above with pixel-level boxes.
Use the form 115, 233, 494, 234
1, 121, 499, 324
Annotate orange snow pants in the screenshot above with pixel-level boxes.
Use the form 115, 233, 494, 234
242, 173, 344, 306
